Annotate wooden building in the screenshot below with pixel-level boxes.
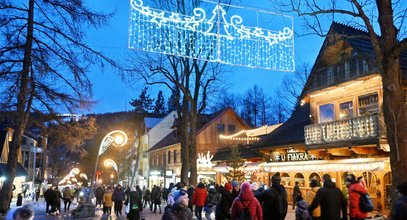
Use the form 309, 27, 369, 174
251, 22, 407, 215
147, 108, 250, 187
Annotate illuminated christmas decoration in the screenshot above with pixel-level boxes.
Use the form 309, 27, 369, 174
219, 125, 280, 141
104, 159, 118, 172
129, 0, 294, 71
197, 151, 214, 167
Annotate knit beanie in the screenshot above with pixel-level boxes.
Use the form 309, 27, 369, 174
231, 180, 239, 188
224, 183, 232, 192
271, 172, 281, 184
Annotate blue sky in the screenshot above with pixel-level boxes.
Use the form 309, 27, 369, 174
85, 0, 325, 113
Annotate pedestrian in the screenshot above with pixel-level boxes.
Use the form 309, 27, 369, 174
346, 174, 369, 220
135, 185, 143, 207
215, 182, 233, 220
43, 186, 54, 215
187, 185, 194, 213
257, 172, 288, 220
143, 188, 151, 208
231, 182, 262, 220
126, 187, 143, 220
293, 181, 301, 210
112, 184, 126, 216
205, 185, 219, 220
305, 179, 321, 220
62, 186, 73, 212
52, 186, 62, 215
162, 189, 193, 220
295, 195, 312, 220
152, 185, 162, 213
309, 174, 347, 220
192, 182, 208, 220
231, 181, 239, 201
16, 193, 23, 207
103, 188, 113, 216
5, 204, 35, 220
35, 188, 40, 202
392, 181, 407, 220
95, 186, 104, 208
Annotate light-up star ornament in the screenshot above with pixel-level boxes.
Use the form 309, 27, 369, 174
129, 0, 295, 71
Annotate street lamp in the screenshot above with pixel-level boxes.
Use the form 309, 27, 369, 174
92, 130, 128, 188
104, 159, 119, 184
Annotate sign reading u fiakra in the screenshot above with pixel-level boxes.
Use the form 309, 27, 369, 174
129, 0, 295, 71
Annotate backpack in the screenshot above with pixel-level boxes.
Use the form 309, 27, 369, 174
359, 193, 374, 212
237, 197, 252, 220
270, 187, 288, 216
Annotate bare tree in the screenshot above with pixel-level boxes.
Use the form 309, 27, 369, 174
128, 0, 231, 186
0, 0, 120, 212
274, 0, 407, 206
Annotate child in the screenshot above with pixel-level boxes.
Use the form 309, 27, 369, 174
295, 195, 312, 220
16, 193, 23, 206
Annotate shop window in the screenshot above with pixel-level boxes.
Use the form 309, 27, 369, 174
319, 103, 335, 123
339, 101, 353, 119
362, 171, 378, 196
228, 124, 236, 134
217, 124, 225, 134
281, 173, 291, 186
167, 151, 171, 164
309, 173, 321, 186
174, 150, 177, 163
358, 93, 379, 115
294, 173, 305, 187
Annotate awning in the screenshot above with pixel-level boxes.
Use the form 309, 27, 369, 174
263, 158, 389, 173
0, 163, 28, 178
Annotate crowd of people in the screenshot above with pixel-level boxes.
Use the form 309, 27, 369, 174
3, 175, 407, 219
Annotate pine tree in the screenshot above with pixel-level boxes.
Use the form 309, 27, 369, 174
129, 87, 154, 114
223, 146, 246, 182
154, 91, 167, 116
167, 88, 179, 112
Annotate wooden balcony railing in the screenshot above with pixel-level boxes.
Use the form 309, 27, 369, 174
305, 114, 380, 145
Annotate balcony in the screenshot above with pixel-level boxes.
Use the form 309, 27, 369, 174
305, 114, 381, 146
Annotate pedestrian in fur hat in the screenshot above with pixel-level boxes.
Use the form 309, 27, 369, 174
162, 189, 192, 220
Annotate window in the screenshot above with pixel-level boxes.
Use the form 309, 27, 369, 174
217, 124, 225, 134
339, 101, 353, 119
319, 103, 335, 123
174, 150, 177, 163
358, 93, 379, 115
167, 151, 171, 164
228, 124, 236, 134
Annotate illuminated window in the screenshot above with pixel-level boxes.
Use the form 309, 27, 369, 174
339, 101, 353, 119
319, 103, 335, 123
358, 93, 379, 115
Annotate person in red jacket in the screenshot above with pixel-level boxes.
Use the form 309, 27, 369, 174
231, 182, 263, 220
191, 182, 207, 220
346, 174, 368, 220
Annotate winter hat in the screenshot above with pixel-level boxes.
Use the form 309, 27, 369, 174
231, 180, 239, 188
173, 190, 188, 203
239, 182, 251, 195
224, 183, 232, 192
209, 185, 215, 189
250, 182, 259, 191
271, 172, 281, 184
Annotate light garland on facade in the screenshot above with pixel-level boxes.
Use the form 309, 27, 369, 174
219, 125, 267, 141
129, 0, 295, 71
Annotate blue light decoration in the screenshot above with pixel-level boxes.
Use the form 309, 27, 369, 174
129, 0, 295, 71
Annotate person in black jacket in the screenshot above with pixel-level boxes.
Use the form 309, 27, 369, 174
392, 181, 407, 220
257, 172, 288, 220
292, 181, 301, 210
309, 174, 347, 220
126, 187, 143, 220
215, 183, 233, 220
44, 186, 54, 215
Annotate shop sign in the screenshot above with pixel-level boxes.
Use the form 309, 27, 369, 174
272, 149, 316, 162
165, 170, 173, 176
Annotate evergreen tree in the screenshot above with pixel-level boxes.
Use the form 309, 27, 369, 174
154, 91, 167, 116
223, 146, 246, 182
129, 87, 154, 114
167, 88, 179, 113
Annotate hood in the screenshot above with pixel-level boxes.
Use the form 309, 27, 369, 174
323, 180, 336, 188
238, 182, 254, 202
